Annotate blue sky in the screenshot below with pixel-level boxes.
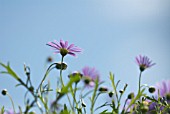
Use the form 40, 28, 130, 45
0, 0, 170, 113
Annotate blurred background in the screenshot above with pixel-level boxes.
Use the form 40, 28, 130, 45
0, 0, 170, 113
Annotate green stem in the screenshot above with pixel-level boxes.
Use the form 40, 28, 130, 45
122, 98, 128, 113
125, 71, 143, 112
7, 94, 16, 114
90, 79, 99, 114
59, 56, 74, 111
60, 56, 64, 87
117, 92, 123, 112
138, 71, 142, 94
73, 83, 78, 111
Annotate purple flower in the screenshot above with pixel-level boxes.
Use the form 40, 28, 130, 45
135, 55, 156, 72
4, 109, 15, 114
82, 66, 100, 87
47, 39, 82, 57
156, 80, 170, 102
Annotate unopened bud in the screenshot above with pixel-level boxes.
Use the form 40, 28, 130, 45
1, 89, 7, 96
148, 86, 155, 93
81, 99, 86, 107
56, 62, 67, 70
26, 72, 30, 76
127, 92, 134, 99
29, 86, 34, 92
119, 89, 124, 94
108, 91, 114, 97
99, 87, 108, 92
82, 101, 86, 107
142, 97, 146, 101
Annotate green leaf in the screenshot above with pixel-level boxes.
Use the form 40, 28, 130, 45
109, 72, 116, 92
100, 110, 115, 114
60, 104, 70, 114
0, 62, 20, 81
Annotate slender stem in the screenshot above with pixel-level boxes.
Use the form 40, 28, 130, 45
66, 94, 74, 110
73, 83, 78, 111
90, 79, 99, 114
122, 98, 128, 113
138, 71, 142, 94
117, 92, 123, 112
59, 56, 74, 111
125, 71, 143, 112
7, 94, 16, 114
60, 56, 64, 87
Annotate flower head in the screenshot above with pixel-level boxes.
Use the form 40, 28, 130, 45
82, 66, 100, 87
47, 39, 82, 57
156, 80, 170, 102
135, 55, 156, 72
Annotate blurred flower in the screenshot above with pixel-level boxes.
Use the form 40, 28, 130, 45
4, 109, 15, 114
82, 66, 99, 87
156, 80, 170, 103
135, 55, 155, 72
47, 39, 82, 57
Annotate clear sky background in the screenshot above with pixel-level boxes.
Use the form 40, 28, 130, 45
0, 0, 170, 113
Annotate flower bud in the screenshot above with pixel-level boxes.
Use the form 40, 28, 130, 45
142, 97, 146, 101
98, 87, 108, 92
127, 92, 134, 99
56, 62, 67, 70
119, 89, 124, 94
68, 71, 82, 83
26, 72, 30, 76
29, 86, 34, 92
80, 99, 86, 107
148, 86, 156, 93
108, 91, 114, 97
82, 101, 86, 107
1, 89, 7, 96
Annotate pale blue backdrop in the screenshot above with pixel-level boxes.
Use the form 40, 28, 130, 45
0, 0, 170, 113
